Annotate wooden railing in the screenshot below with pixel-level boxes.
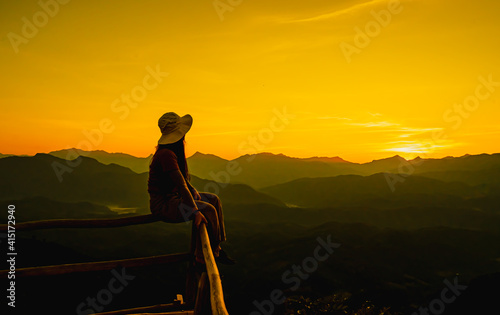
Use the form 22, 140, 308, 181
199, 224, 229, 315
0, 214, 229, 315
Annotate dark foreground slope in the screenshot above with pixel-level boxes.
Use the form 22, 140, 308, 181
2, 215, 499, 314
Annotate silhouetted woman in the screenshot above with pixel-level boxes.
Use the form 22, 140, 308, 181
148, 112, 233, 265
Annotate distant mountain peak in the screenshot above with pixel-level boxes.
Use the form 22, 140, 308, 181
191, 151, 213, 157
189, 151, 229, 161
303, 156, 348, 163
234, 152, 295, 161
256, 152, 289, 157
49, 148, 150, 159
369, 155, 407, 163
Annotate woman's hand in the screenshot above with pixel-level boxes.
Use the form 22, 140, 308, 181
192, 189, 201, 201
193, 210, 207, 228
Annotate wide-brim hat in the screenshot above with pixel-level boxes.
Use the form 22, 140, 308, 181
157, 112, 193, 145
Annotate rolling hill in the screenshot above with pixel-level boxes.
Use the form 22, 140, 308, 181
260, 173, 482, 208
40, 149, 500, 190
188, 152, 500, 189
2, 150, 500, 314
49, 148, 153, 174
0, 153, 149, 209
0, 154, 283, 212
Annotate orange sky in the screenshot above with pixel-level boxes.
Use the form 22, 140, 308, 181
1, 0, 499, 163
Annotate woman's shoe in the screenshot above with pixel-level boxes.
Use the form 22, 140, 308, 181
215, 249, 236, 265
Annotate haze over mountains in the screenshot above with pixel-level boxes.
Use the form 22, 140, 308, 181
0, 153, 285, 213
2, 149, 500, 218
1, 149, 499, 233
13, 148, 500, 188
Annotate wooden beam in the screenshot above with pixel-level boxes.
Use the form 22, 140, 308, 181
0, 214, 161, 232
0, 252, 190, 278
94, 302, 189, 315
125, 312, 194, 315
199, 224, 229, 315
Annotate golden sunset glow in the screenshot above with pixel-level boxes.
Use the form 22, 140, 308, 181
1, 0, 500, 162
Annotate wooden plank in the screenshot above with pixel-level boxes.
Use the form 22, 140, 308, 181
199, 224, 229, 315
0, 217, 230, 314
126, 312, 194, 315
0, 252, 190, 278
0, 214, 161, 232
94, 302, 188, 315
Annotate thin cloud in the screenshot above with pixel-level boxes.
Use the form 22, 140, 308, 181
383, 140, 462, 154
349, 121, 400, 127
285, 0, 389, 24
398, 127, 443, 138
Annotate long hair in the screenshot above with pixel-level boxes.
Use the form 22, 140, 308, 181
156, 136, 190, 181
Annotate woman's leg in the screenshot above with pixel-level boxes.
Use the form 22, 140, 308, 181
150, 192, 226, 262
190, 199, 222, 262
150, 193, 185, 222
198, 192, 226, 242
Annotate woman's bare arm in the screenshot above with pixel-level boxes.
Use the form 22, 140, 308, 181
169, 169, 197, 209
186, 181, 201, 200
168, 170, 207, 226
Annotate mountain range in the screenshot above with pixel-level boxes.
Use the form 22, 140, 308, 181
1, 151, 499, 230
1, 149, 500, 314
3, 148, 500, 189
0, 153, 284, 213
48, 148, 153, 174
